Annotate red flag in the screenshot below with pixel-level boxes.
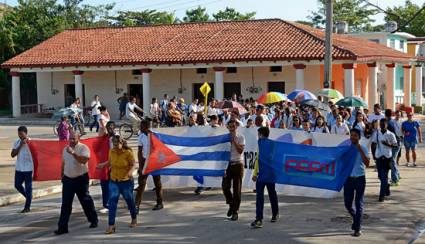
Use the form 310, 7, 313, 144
28, 136, 110, 181
300, 138, 313, 145
142, 134, 181, 175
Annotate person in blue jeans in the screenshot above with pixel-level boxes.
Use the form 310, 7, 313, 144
343, 128, 370, 237
401, 112, 422, 167
385, 109, 401, 185
11, 126, 34, 213
251, 126, 279, 228
97, 135, 137, 234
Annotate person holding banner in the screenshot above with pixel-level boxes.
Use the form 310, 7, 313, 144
222, 119, 245, 221
135, 119, 164, 212
55, 132, 98, 235
344, 128, 370, 237
372, 118, 397, 202
97, 135, 137, 234
251, 127, 279, 229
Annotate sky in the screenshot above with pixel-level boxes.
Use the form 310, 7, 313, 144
3, 0, 425, 24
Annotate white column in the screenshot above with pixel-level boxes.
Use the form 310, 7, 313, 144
368, 63, 378, 109
293, 64, 306, 90
141, 69, 151, 114
73, 70, 83, 101
386, 64, 396, 110
403, 65, 412, 107
343, 63, 355, 97
416, 65, 423, 106
11, 72, 21, 117
214, 67, 225, 100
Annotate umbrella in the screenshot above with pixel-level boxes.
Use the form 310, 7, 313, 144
317, 88, 344, 100
335, 96, 368, 108
300, 99, 331, 112
257, 92, 290, 104
217, 100, 247, 114
287, 89, 317, 102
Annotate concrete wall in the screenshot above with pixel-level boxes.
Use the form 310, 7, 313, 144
36, 65, 321, 118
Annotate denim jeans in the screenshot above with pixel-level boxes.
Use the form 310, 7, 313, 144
14, 171, 32, 209
108, 180, 137, 226
90, 114, 99, 132
100, 180, 109, 209
255, 180, 279, 220
344, 176, 365, 231
376, 157, 391, 199
391, 145, 401, 183
58, 174, 98, 231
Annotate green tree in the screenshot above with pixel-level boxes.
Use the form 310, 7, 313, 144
110, 9, 178, 26
309, 0, 378, 32
212, 7, 255, 21
183, 6, 210, 22
384, 0, 425, 36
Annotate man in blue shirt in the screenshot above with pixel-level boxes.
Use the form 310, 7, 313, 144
401, 112, 422, 167
344, 128, 370, 237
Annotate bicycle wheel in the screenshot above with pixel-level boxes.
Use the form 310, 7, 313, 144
53, 121, 59, 136
119, 124, 133, 140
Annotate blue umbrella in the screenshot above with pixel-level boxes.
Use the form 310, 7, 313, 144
287, 89, 317, 102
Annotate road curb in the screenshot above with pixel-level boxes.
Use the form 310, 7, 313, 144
0, 180, 100, 207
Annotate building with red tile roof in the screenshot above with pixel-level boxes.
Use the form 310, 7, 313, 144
1, 19, 420, 117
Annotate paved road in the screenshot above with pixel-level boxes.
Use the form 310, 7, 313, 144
0, 119, 425, 243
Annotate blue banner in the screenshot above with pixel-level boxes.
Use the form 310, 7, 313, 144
258, 139, 358, 191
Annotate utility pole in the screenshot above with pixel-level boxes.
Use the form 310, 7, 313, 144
324, 0, 333, 89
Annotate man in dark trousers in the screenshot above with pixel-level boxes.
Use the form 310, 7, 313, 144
54, 132, 98, 235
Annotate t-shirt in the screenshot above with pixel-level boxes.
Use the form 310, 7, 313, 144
230, 134, 245, 163
63, 143, 90, 178
189, 103, 198, 114
250, 114, 269, 127
402, 120, 420, 143
331, 123, 350, 135
371, 130, 397, 159
109, 149, 135, 181
312, 126, 329, 133
350, 145, 369, 177
126, 102, 141, 118
13, 138, 34, 172
137, 133, 149, 159
91, 100, 101, 115
368, 113, 384, 123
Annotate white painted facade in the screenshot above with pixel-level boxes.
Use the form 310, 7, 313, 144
35, 65, 322, 119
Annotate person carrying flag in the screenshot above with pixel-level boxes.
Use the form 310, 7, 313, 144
251, 126, 279, 228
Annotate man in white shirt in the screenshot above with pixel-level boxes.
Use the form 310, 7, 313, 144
126, 96, 143, 131
189, 99, 199, 115
368, 103, 385, 123
135, 120, 164, 213
90, 95, 102, 132
371, 118, 397, 202
11, 126, 33, 213
55, 132, 98, 235
250, 105, 270, 127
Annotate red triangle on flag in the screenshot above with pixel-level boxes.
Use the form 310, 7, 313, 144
143, 133, 181, 175
300, 138, 312, 145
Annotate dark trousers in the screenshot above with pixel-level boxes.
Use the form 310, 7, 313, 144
222, 163, 244, 213
58, 174, 98, 231
108, 180, 137, 226
100, 180, 109, 208
14, 171, 32, 209
344, 176, 365, 231
376, 157, 391, 199
255, 181, 279, 220
135, 161, 163, 206
90, 114, 99, 132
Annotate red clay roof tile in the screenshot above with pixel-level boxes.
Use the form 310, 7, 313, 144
1, 19, 414, 69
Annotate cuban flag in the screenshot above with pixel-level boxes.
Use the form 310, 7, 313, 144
142, 127, 231, 178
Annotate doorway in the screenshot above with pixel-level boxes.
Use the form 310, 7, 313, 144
268, 81, 285, 93
224, 82, 241, 100
193, 83, 214, 102
64, 84, 85, 107
128, 84, 143, 108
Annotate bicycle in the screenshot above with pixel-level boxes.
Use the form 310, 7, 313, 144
119, 114, 144, 140
52, 107, 85, 136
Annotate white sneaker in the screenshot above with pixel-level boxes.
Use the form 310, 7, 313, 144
99, 208, 109, 214
405, 163, 410, 167
413, 162, 417, 167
